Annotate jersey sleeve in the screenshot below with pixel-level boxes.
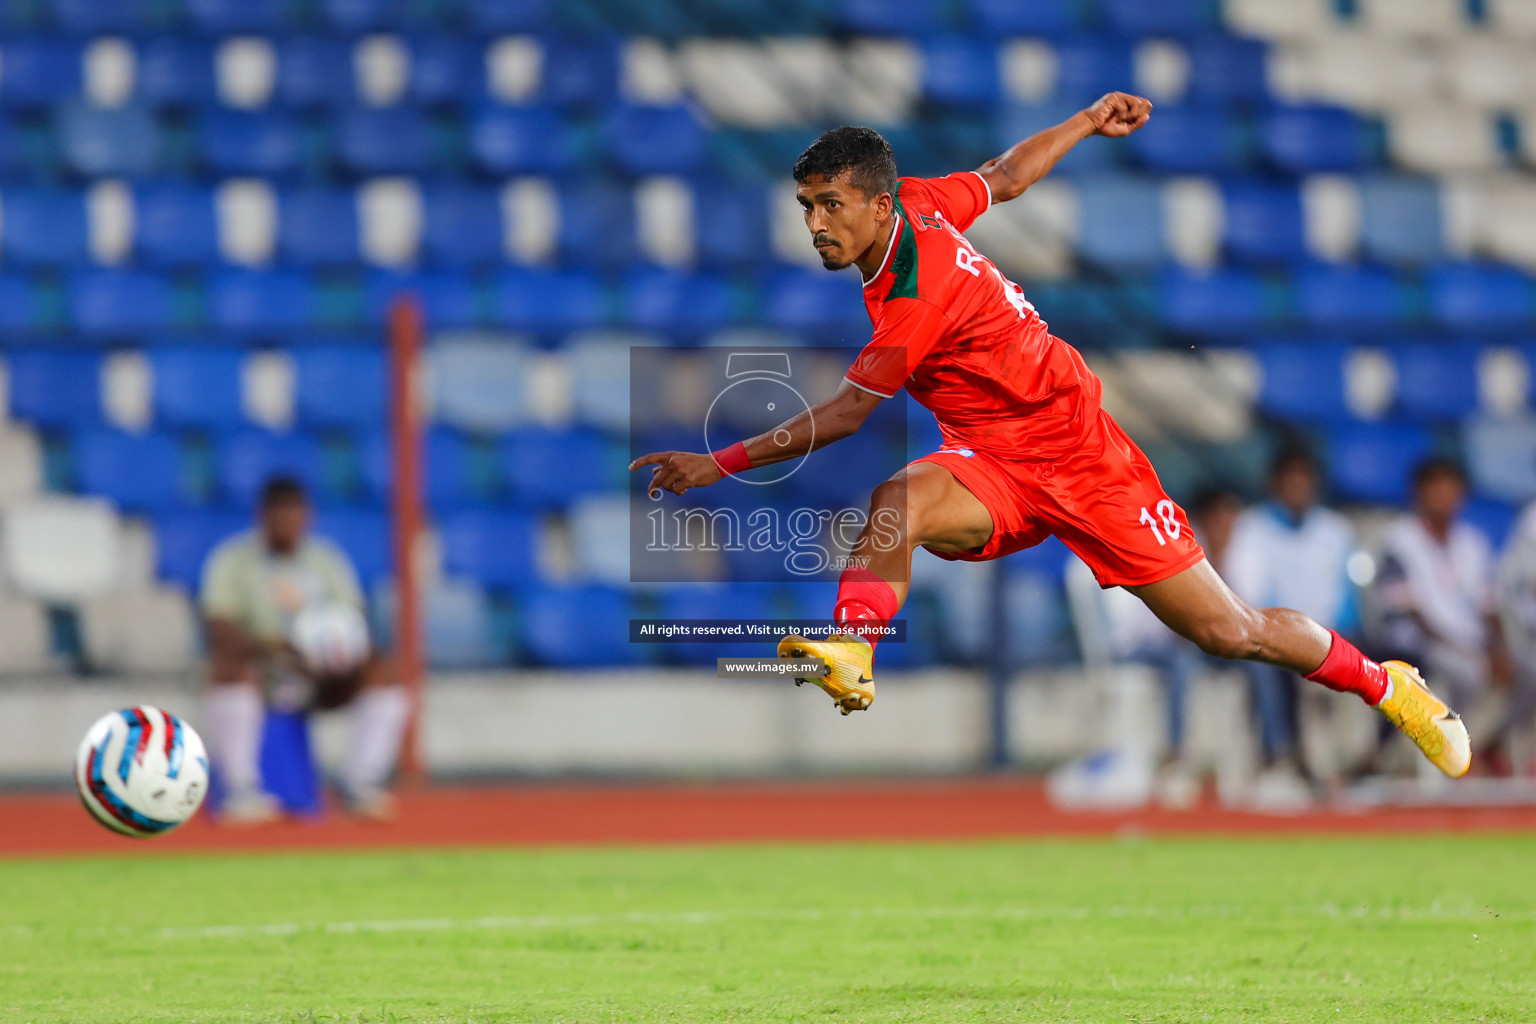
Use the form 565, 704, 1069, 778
843, 297, 951, 398
906, 172, 992, 233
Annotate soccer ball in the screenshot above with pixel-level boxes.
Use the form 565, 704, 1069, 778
74, 706, 208, 838
291, 602, 371, 676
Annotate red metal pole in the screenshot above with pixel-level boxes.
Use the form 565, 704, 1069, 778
388, 295, 425, 786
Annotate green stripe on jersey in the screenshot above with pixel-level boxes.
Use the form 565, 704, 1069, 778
885, 190, 919, 302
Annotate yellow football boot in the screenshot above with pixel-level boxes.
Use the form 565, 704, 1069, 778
1378, 661, 1471, 778
777, 632, 875, 715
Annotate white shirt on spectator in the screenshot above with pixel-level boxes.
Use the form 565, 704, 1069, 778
1224, 503, 1358, 632
1375, 514, 1493, 655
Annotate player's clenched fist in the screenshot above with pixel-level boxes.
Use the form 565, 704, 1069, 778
629, 450, 723, 498
1082, 92, 1152, 137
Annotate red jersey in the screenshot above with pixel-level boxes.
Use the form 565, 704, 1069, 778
843, 172, 1104, 462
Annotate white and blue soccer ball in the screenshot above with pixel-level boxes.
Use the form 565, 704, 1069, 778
73, 706, 208, 839
290, 602, 371, 676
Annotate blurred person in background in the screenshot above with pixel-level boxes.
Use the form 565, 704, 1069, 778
1367, 458, 1509, 773
1224, 448, 1360, 805
200, 476, 409, 823
1491, 500, 1536, 774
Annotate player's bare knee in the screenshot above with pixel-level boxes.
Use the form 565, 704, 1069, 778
867, 478, 914, 537
1189, 617, 1261, 661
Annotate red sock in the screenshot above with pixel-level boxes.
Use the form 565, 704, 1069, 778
832, 567, 900, 651
1305, 629, 1389, 706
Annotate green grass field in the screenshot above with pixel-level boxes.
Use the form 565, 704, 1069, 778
3, 835, 1534, 1023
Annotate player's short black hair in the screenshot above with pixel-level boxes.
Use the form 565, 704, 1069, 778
260, 475, 308, 508
1269, 445, 1317, 479
1411, 456, 1466, 490
793, 126, 898, 199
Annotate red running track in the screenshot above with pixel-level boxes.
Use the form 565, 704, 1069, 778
7, 779, 1536, 858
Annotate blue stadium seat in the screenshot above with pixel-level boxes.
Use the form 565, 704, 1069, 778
313, 508, 389, 588
762, 267, 868, 335
1254, 342, 1349, 422
1, 39, 81, 106
541, 37, 620, 109
466, 0, 552, 31
1359, 176, 1441, 265
1262, 105, 1366, 173
558, 181, 639, 268
421, 186, 502, 267
364, 271, 480, 329
438, 508, 537, 590
55, 0, 162, 32
361, 427, 476, 510
411, 36, 483, 106
838, 0, 943, 34
154, 508, 249, 591
1293, 264, 1406, 333
429, 338, 531, 432
321, 0, 403, 31
1466, 415, 1536, 504
998, 103, 1113, 174
1326, 421, 1434, 505
73, 429, 185, 512
207, 270, 317, 334
293, 346, 386, 429
337, 108, 436, 175
136, 185, 219, 267
1463, 498, 1517, 551
201, 111, 304, 176
150, 348, 244, 430
500, 427, 617, 509
1130, 106, 1247, 173
1053, 38, 1134, 103
493, 268, 606, 334
6, 349, 101, 428
1392, 343, 1481, 422
922, 36, 1000, 106
0, 273, 39, 330
1426, 263, 1536, 333
0, 116, 22, 179
1, 189, 88, 266
375, 577, 506, 668
217, 430, 324, 506
1223, 181, 1304, 265
470, 105, 577, 174
969, 0, 1079, 33
604, 103, 707, 176
186, 0, 291, 32
519, 584, 637, 666
1156, 267, 1268, 335
659, 584, 776, 666
59, 102, 160, 176
1101, 0, 1213, 34
621, 267, 736, 336
1186, 36, 1269, 104
695, 185, 770, 268
276, 37, 354, 108
138, 38, 217, 108
278, 188, 359, 267
1075, 176, 1164, 270
68, 270, 175, 336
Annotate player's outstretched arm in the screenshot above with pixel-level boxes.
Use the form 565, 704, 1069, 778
977, 91, 1152, 204
629, 381, 883, 498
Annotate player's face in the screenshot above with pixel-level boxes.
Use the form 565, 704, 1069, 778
260, 497, 311, 555
796, 173, 888, 271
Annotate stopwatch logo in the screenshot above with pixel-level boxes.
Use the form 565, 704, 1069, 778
702, 352, 813, 486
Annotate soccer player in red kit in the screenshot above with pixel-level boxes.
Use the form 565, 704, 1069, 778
631, 93, 1470, 777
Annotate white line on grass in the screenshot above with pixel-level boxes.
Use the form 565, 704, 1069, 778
146, 902, 1530, 942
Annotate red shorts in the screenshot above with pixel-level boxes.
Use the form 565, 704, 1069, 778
913, 410, 1205, 588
